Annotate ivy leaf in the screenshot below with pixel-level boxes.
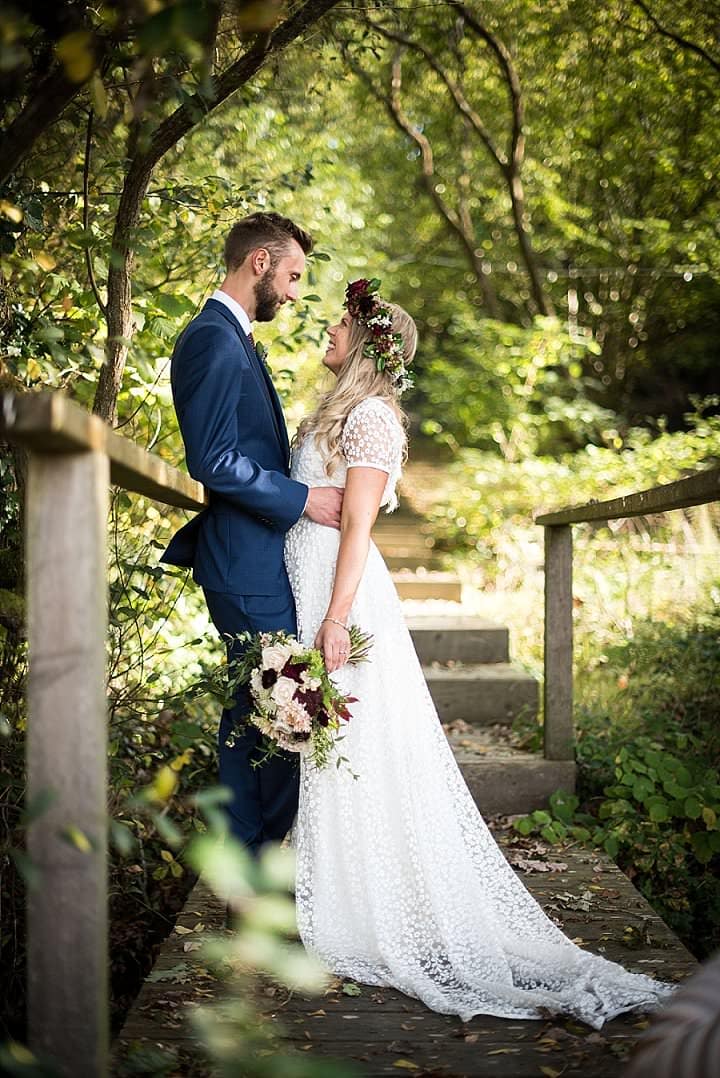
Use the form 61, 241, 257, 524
157, 293, 195, 318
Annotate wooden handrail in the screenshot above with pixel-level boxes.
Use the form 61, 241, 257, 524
1, 390, 206, 510
1, 390, 208, 1077
536, 460, 720, 771
534, 465, 720, 526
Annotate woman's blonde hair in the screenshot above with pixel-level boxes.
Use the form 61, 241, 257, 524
295, 301, 418, 477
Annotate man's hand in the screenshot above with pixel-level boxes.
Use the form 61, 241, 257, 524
305, 486, 344, 529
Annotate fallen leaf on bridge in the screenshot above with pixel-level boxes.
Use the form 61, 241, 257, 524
508, 856, 568, 873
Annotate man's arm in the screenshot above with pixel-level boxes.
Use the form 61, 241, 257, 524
174, 326, 307, 530
174, 325, 344, 529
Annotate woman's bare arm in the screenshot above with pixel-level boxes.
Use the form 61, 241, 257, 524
314, 466, 388, 672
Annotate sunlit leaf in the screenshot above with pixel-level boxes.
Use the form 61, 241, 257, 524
56, 30, 95, 83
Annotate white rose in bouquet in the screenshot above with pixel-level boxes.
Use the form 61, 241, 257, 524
262, 643, 293, 672
272, 676, 298, 707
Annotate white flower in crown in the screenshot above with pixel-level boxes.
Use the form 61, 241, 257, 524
344, 277, 413, 397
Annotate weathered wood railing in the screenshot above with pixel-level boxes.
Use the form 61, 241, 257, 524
1, 391, 206, 1077
535, 465, 720, 765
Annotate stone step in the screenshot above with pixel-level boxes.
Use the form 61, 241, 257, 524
392, 571, 462, 601
443, 727, 575, 814
458, 752, 575, 815
385, 554, 440, 571
424, 663, 538, 725
409, 616, 509, 665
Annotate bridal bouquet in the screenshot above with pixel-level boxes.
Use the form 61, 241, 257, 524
224, 627, 372, 769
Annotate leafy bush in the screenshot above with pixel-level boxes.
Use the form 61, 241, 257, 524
426, 396, 720, 580
515, 609, 720, 958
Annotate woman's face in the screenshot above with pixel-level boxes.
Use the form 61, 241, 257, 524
323, 312, 352, 375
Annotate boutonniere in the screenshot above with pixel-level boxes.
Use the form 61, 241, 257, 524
255, 340, 270, 368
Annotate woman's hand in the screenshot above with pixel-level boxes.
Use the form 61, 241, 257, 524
315, 619, 351, 673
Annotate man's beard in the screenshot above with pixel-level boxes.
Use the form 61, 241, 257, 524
254, 270, 283, 322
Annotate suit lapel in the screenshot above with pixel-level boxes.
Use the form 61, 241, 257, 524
254, 345, 291, 462
204, 299, 290, 464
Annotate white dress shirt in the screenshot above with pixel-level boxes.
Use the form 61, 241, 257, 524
209, 289, 252, 338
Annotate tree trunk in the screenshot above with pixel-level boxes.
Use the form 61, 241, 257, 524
92, 157, 152, 425
92, 0, 340, 424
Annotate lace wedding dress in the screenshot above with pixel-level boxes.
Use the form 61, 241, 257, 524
284, 396, 677, 1028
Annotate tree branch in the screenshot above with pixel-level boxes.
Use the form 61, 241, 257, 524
368, 20, 507, 168
92, 0, 340, 423
83, 108, 107, 318
629, 0, 720, 75
0, 62, 103, 187
450, 2, 553, 316
346, 44, 500, 318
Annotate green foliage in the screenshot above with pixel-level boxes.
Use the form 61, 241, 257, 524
514, 606, 720, 957
427, 396, 720, 574
420, 313, 607, 455
2, 0, 720, 1061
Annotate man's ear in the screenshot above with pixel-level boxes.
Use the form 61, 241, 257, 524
250, 247, 270, 275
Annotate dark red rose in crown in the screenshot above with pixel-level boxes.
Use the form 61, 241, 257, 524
345, 279, 374, 318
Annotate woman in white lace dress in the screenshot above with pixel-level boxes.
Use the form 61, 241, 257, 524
283, 278, 677, 1029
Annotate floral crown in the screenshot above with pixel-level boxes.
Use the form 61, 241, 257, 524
344, 278, 414, 395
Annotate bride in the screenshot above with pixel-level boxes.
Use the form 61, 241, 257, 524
283, 277, 677, 1029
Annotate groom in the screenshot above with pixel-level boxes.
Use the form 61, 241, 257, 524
161, 212, 342, 855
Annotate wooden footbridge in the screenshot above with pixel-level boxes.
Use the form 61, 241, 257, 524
113, 827, 696, 1077
2, 391, 718, 1077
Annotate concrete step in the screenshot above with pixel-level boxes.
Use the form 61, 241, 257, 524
458, 752, 576, 815
424, 662, 538, 725
409, 616, 509, 665
392, 571, 462, 601
444, 726, 575, 815
385, 554, 441, 571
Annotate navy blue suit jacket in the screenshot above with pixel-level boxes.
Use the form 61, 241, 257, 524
160, 298, 308, 595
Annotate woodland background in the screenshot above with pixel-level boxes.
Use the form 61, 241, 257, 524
0, 0, 719, 1063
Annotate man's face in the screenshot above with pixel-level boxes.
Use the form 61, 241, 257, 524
254, 240, 306, 322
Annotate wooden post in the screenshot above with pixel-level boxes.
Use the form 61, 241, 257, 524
25, 446, 109, 1077
543, 524, 574, 761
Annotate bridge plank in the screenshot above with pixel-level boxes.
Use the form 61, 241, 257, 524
113, 823, 695, 1077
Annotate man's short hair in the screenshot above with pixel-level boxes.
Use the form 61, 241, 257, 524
224, 212, 313, 271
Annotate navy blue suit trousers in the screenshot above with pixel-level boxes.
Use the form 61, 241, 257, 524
203, 585, 301, 853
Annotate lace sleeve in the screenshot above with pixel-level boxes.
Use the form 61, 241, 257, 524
341, 399, 404, 475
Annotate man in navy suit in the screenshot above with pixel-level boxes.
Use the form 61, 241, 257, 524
161, 212, 342, 857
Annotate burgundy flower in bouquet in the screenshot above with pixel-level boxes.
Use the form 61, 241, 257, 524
224, 627, 372, 770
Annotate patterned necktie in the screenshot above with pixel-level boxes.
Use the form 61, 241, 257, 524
248, 330, 255, 351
